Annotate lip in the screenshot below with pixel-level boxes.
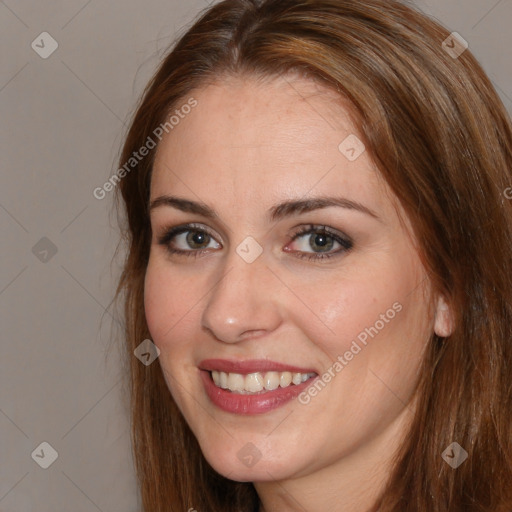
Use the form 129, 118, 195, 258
198, 359, 318, 415
199, 358, 317, 374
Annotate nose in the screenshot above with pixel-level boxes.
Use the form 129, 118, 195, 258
201, 249, 283, 344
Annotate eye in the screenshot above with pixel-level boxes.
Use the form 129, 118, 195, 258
156, 223, 353, 261
157, 223, 221, 257
286, 225, 353, 261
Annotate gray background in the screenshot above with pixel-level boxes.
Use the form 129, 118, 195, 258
1, 1, 511, 511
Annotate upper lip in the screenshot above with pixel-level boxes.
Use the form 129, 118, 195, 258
199, 358, 317, 374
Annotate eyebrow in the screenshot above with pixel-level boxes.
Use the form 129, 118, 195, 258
149, 195, 380, 222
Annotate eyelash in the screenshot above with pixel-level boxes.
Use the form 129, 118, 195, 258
156, 223, 353, 261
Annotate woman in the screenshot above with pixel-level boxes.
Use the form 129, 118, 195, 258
115, 0, 512, 510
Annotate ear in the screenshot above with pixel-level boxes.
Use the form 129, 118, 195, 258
434, 295, 454, 338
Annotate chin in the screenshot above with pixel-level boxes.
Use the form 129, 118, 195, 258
197, 436, 302, 483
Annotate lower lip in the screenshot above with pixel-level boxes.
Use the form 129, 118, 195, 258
200, 370, 316, 415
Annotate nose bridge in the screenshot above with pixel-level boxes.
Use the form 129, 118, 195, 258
201, 245, 281, 343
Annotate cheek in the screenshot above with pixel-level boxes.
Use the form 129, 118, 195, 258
144, 259, 199, 346
144, 260, 203, 411
283, 269, 429, 452
288, 256, 430, 392
284, 263, 411, 354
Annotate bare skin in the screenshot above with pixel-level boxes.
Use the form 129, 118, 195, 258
144, 73, 453, 512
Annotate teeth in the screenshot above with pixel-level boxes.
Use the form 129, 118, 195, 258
280, 371, 292, 387
264, 371, 280, 391
211, 370, 316, 394
245, 373, 264, 392
227, 372, 245, 391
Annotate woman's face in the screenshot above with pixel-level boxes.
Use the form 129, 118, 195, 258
145, 74, 437, 483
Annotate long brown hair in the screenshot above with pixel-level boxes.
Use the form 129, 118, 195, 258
114, 0, 512, 510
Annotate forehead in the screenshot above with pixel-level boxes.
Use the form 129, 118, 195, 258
150, 74, 389, 216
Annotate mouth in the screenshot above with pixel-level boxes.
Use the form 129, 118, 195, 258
199, 359, 318, 414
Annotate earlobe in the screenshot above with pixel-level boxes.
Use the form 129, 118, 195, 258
434, 295, 454, 338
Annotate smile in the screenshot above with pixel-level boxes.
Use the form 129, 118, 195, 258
199, 359, 318, 414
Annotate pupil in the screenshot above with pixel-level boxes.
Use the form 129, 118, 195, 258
188, 231, 208, 248
312, 233, 333, 252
